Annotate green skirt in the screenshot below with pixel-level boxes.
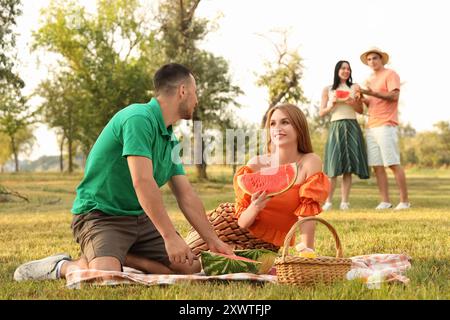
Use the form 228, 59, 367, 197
324, 119, 370, 179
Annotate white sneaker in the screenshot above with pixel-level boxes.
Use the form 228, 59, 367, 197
322, 202, 333, 211
13, 253, 71, 281
340, 202, 350, 210
394, 202, 411, 210
375, 202, 393, 210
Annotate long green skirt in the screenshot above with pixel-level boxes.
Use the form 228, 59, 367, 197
324, 119, 370, 179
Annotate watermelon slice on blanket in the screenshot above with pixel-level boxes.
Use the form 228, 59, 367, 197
200, 251, 261, 276
237, 162, 298, 197
335, 90, 350, 101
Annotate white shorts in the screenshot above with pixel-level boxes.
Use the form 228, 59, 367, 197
366, 126, 400, 167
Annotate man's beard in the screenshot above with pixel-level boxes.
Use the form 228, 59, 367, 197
179, 100, 193, 120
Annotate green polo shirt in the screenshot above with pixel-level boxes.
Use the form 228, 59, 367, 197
71, 98, 185, 216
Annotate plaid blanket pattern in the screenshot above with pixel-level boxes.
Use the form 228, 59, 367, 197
66, 254, 411, 289
347, 254, 412, 289
66, 269, 277, 289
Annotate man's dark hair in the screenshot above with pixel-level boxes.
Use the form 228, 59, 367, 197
153, 63, 192, 95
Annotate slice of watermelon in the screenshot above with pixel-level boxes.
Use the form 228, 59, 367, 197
200, 251, 261, 275
237, 162, 298, 197
335, 90, 350, 100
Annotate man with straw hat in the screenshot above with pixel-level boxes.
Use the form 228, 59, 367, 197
359, 47, 410, 210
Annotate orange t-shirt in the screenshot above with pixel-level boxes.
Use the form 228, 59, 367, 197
233, 166, 330, 246
365, 68, 401, 128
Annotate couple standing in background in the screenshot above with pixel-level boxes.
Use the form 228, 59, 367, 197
320, 47, 410, 211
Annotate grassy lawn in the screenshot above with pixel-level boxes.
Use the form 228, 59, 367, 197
0, 166, 449, 299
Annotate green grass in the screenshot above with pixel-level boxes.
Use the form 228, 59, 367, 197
0, 167, 449, 299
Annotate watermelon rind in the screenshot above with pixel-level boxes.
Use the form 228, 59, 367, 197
200, 251, 261, 276
237, 162, 298, 197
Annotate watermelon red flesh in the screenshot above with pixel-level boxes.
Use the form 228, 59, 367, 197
335, 90, 350, 99
237, 162, 298, 197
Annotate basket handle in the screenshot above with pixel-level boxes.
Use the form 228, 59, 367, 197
281, 217, 344, 259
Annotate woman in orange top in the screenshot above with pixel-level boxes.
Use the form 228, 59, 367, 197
233, 104, 330, 251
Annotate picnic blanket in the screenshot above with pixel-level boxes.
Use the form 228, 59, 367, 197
66, 254, 411, 289
65, 269, 276, 289
347, 253, 412, 289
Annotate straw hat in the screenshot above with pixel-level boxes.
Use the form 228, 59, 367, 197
360, 47, 389, 65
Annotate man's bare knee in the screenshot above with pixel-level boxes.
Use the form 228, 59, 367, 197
389, 164, 402, 173
89, 256, 122, 271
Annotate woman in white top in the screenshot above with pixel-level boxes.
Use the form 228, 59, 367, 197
319, 60, 370, 211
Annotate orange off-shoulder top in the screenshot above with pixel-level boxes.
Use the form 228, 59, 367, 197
233, 165, 330, 246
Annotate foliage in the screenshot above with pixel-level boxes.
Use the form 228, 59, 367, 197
399, 121, 450, 168
0, 132, 12, 169
0, 83, 36, 172
34, 0, 241, 180
34, 0, 156, 158
0, 0, 36, 172
157, 0, 242, 179
0, 0, 24, 88
256, 30, 308, 125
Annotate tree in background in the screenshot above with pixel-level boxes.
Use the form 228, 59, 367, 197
0, 0, 24, 89
0, 132, 12, 172
34, 0, 156, 159
0, 0, 21, 172
0, 0, 36, 172
157, 0, 242, 180
35, 0, 240, 179
37, 72, 84, 173
397, 121, 450, 168
256, 30, 308, 126
0, 85, 36, 172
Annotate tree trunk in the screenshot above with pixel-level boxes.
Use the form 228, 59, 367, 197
232, 140, 237, 175
196, 163, 208, 180
59, 136, 65, 172
10, 136, 19, 172
68, 136, 73, 173
192, 111, 207, 180
195, 139, 208, 180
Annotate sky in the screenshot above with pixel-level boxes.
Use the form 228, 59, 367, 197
14, 0, 450, 160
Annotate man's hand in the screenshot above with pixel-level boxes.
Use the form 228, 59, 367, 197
206, 238, 234, 256
164, 233, 197, 265
360, 87, 374, 96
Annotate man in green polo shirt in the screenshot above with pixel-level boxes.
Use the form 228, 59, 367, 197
14, 63, 233, 281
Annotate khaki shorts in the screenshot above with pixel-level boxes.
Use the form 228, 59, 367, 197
366, 125, 400, 167
71, 210, 170, 267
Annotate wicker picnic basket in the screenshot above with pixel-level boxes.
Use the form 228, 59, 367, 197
274, 217, 352, 286
185, 202, 279, 256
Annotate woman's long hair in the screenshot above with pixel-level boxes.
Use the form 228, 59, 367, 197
264, 104, 313, 154
331, 60, 353, 90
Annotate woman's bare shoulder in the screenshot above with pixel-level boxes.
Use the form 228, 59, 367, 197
301, 153, 323, 174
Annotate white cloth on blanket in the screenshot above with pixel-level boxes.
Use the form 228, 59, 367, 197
346, 253, 412, 289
